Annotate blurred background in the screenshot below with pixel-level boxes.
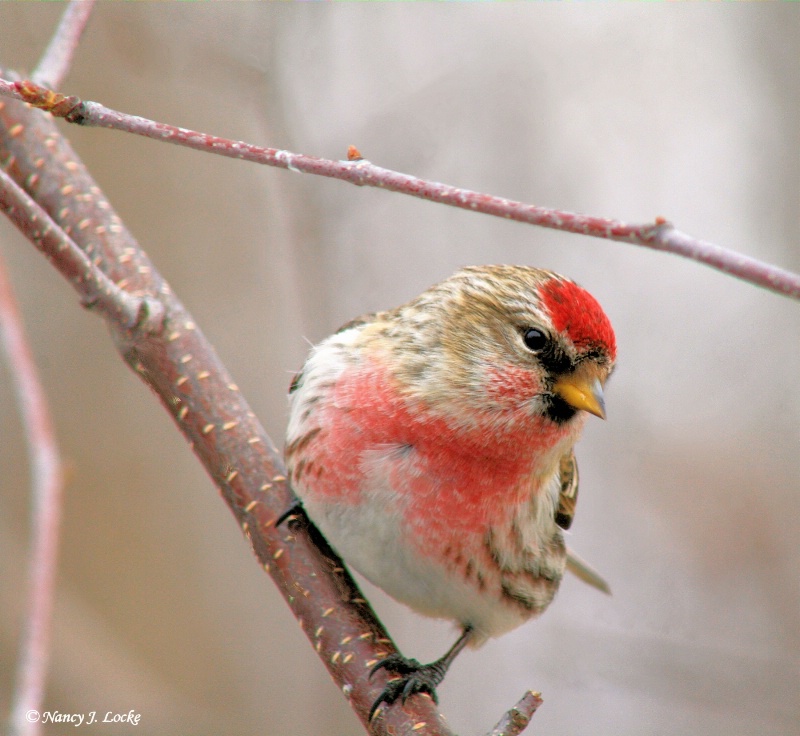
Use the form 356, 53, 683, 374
0, 5, 798, 735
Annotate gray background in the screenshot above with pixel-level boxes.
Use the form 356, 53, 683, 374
0, 5, 798, 735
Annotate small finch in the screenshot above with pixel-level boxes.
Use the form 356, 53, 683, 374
284, 265, 616, 717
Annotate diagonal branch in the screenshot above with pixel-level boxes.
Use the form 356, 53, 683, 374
1, 78, 798, 301
0, 81, 463, 735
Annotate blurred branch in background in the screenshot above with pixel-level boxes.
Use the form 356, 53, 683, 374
30, 0, 95, 90
1, 78, 798, 301
0, 255, 64, 736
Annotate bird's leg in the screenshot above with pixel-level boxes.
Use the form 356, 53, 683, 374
369, 626, 474, 720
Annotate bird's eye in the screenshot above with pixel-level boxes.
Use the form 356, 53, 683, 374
522, 328, 547, 352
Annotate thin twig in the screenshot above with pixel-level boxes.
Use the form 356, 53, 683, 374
486, 691, 543, 736
487, 690, 542, 736
31, 0, 96, 89
0, 167, 162, 333
0, 255, 64, 736
1, 78, 797, 302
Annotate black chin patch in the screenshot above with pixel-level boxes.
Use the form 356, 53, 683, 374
544, 394, 578, 424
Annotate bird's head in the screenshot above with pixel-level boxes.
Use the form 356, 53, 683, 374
390, 265, 616, 429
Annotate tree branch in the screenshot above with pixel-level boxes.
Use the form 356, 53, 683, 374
0, 254, 64, 736
486, 692, 543, 736
1, 78, 798, 301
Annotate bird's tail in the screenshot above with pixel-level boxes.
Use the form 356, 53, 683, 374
565, 547, 611, 595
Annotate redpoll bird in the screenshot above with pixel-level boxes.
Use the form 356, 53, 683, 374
284, 265, 616, 718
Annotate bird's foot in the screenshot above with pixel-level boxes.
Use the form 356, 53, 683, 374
368, 654, 448, 720
368, 627, 474, 721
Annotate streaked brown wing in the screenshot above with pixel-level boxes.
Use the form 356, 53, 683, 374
555, 449, 578, 530
334, 311, 381, 335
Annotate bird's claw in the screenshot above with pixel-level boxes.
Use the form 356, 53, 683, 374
370, 653, 424, 678
368, 654, 444, 721
274, 499, 304, 527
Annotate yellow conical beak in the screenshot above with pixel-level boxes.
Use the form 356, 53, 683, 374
553, 374, 606, 419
